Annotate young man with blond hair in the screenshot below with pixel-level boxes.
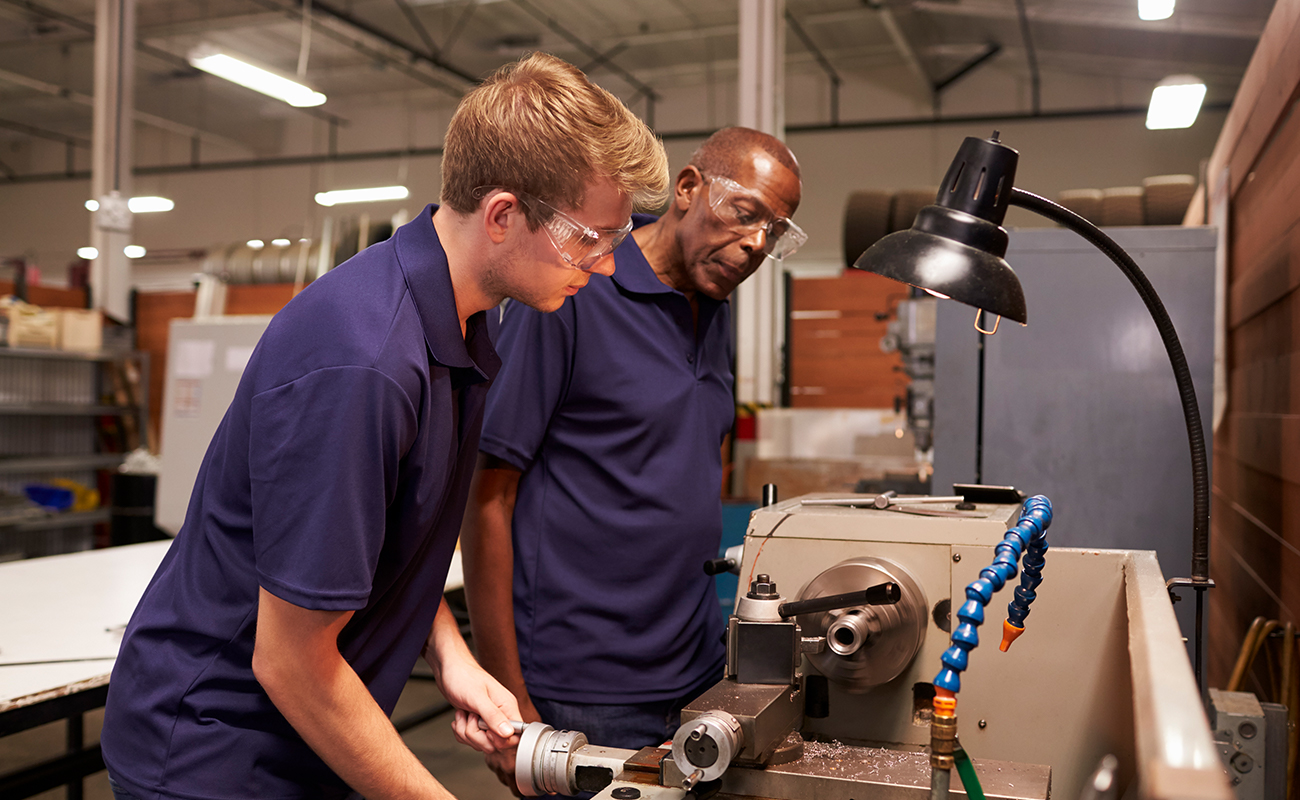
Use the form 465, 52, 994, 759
101, 52, 667, 800
464, 126, 803, 791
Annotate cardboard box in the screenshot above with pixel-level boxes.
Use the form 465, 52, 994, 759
59, 308, 103, 352
7, 303, 60, 348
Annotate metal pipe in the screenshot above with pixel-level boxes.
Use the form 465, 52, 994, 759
930, 765, 952, 800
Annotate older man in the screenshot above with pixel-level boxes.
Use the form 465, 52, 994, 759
464, 127, 804, 787
101, 52, 668, 800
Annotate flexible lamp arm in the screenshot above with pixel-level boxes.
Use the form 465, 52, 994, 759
1008, 188, 1209, 583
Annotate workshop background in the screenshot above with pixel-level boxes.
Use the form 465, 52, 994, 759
1, 0, 1298, 797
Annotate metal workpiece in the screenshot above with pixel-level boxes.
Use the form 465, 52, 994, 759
670, 711, 743, 786
681, 680, 804, 767
514, 722, 638, 797
797, 557, 928, 692
718, 740, 1051, 800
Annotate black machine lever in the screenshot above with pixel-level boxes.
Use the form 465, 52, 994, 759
777, 582, 901, 619
703, 557, 735, 576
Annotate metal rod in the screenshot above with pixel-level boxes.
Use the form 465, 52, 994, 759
778, 582, 901, 618
934, 43, 1003, 94
1012, 0, 1040, 114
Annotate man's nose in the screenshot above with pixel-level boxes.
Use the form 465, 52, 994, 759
738, 226, 768, 254
582, 252, 617, 277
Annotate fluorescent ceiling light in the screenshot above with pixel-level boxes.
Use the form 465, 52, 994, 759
1138, 0, 1174, 20
124, 245, 147, 259
189, 48, 326, 108
129, 196, 175, 213
77, 247, 98, 259
247, 239, 265, 250
314, 185, 410, 207
85, 196, 174, 213
272, 238, 292, 247
1146, 75, 1206, 129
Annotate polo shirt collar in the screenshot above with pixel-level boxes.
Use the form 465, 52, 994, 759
611, 214, 727, 313
610, 214, 678, 296
395, 203, 501, 383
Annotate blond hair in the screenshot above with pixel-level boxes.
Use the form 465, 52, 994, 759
441, 52, 668, 227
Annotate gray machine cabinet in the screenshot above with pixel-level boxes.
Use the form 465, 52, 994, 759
933, 225, 1216, 606
155, 316, 274, 535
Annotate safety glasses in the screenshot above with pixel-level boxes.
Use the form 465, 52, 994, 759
476, 187, 632, 271
704, 175, 807, 260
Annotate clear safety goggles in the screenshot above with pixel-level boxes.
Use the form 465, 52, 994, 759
476, 186, 632, 271
704, 175, 807, 260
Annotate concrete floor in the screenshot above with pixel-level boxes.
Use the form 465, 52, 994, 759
0, 671, 517, 800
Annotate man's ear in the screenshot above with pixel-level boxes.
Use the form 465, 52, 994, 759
483, 192, 522, 244
674, 166, 705, 213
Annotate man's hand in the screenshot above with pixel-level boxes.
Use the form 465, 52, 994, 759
423, 598, 522, 757
483, 696, 543, 794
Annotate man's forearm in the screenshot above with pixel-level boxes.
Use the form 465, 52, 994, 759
461, 463, 534, 708
254, 589, 456, 800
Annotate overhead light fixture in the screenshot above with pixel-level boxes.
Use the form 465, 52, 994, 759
1138, 0, 1174, 20
77, 247, 98, 260
247, 239, 265, 250
851, 132, 1211, 685
129, 196, 175, 213
1146, 75, 1206, 130
314, 185, 410, 207
124, 245, 147, 259
85, 196, 174, 213
271, 238, 292, 247
189, 47, 326, 108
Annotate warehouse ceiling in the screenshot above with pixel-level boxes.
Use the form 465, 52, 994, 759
0, 0, 1276, 177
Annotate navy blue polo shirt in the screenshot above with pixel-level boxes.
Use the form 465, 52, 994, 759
103, 205, 499, 800
481, 215, 731, 704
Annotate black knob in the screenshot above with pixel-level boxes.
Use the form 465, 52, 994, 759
703, 557, 734, 576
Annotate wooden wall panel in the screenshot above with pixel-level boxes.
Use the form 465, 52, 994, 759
788, 270, 906, 408
0, 280, 88, 309
1206, 0, 1300, 694
226, 284, 298, 315
134, 284, 296, 449
135, 291, 197, 450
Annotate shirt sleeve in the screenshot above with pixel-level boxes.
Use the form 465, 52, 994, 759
479, 298, 575, 471
249, 365, 419, 610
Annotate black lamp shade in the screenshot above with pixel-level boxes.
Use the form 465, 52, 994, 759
851, 134, 1029, 325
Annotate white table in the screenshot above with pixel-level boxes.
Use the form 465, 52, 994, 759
0, 541, 171, 714
0, 541, 464, 797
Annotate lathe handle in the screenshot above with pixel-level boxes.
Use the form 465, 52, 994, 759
703, 557, 735, 576
777, 581, 901, 618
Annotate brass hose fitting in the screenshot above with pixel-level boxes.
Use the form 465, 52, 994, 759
931, 693, 958, 771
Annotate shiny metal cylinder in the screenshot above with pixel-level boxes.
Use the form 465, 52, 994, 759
514, 723, 587, 796
826, 608, 876, 656
671, 710, 744, 785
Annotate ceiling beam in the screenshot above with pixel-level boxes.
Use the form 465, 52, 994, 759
911, 0, 1264, 40
0, 66, 252, 151
0, 0, 345, 126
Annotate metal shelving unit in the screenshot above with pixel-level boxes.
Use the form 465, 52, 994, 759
0, 346, 149, 559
